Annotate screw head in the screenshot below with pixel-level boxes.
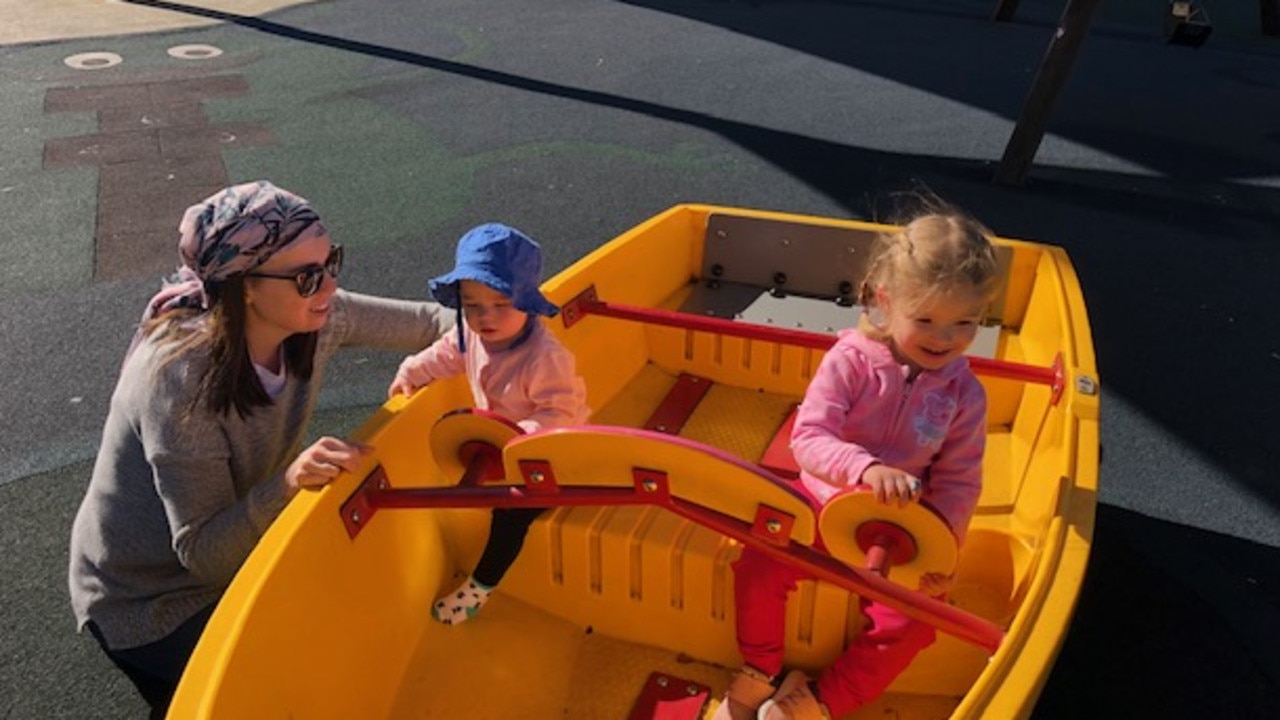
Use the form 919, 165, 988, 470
642, 479, 659, 493
1076, 375, 1098, 395
531, 471, 545, 483
765, 519, 782, 534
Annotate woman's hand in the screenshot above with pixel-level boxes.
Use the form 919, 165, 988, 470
285, 436, 373, 494
918, 572, 953, 597
859, 464, 923, 508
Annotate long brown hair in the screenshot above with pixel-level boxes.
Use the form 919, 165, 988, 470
142, 276, 318, 419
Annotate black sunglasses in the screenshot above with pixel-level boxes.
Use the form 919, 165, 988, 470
246, 244, 344, 297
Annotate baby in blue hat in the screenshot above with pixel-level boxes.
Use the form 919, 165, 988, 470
390, 223, 589, 624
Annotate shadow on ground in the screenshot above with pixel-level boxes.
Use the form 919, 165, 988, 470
1036, 503, 1280, 717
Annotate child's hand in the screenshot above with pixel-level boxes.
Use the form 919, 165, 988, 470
859, 464, 923, 508
387, 375, 419, 399
918, 572, 953, 597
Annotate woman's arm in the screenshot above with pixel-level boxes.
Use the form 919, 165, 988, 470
134, 357, 289, 585
133, 349, 349, 586
147, 443, 288, 585
329, 289, 455, 352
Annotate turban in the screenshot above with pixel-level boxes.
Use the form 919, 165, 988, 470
143, 181, 327, 320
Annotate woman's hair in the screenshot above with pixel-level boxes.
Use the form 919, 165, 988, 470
859, 205, 1002, 320
141, 276, 318, 419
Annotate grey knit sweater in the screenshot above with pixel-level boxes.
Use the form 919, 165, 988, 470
68, 290, 452, 649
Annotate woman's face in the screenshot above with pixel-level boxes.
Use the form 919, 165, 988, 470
243, 233, 339, 357
459, 279, 529, 351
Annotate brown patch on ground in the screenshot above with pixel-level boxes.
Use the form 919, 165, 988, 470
43, 75, 274, 280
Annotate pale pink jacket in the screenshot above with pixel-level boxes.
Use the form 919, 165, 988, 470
395, 320, 589, 433
791, 329, 986, 543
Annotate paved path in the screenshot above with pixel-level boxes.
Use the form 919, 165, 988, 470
2, 1, 1277, 717
0, 0, 313, 45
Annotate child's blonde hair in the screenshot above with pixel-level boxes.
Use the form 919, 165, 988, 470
859, 209, 1001, 324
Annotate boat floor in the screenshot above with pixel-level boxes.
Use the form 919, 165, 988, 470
392, 590, 960, 719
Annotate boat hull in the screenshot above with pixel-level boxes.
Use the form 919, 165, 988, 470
172, 205, 1099, 719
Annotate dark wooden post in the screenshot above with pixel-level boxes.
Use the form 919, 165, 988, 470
994, 0, 1104, 186
992, 0, 1022, 22
1263, 0, 1280, 36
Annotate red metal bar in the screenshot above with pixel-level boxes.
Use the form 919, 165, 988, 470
714, 505, 1004, 654
585, 297, 833, 350
358, 475, 1004, 653
367, 484, 646, 510
864, 544, 889, 578
577, 296, 1064, 402
456, 441, 504, 487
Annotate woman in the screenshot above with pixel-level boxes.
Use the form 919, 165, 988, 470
68, 181, 453, 718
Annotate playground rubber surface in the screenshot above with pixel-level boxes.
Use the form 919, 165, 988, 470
1, 2, 1277, 718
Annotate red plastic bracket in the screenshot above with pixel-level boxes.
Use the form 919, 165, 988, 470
518, 459, 561, 495
340, 465, 391, 540
750, 505, 796, 546
757, 404, 800, 479
560, 285, 599, 329
632, 468, 672, 503
627, 672, 709, 720
1050, 352, 1066, 406
644, 373, 713, 435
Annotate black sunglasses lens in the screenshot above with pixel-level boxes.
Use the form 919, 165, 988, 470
327, 245, 344, 277
297, 267, 324, 296
290, 245, 342, 297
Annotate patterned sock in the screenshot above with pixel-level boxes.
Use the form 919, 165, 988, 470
431, 576, 494, 625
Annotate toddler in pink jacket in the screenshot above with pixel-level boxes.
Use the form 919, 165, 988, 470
716, 208, 1002, 720
389, 223, 589, 624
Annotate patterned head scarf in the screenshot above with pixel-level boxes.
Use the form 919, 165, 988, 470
142, 181, 328, 320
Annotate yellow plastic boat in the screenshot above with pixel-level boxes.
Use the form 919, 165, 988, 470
172, 205, 1099, 719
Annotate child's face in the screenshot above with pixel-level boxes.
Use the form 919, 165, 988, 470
878, 284, 987, 374
459, 279, 529, 351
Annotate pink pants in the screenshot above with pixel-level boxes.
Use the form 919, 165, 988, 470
732, 547, 937, 717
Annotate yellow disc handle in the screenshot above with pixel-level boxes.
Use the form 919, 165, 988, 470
817, 490, 958, 589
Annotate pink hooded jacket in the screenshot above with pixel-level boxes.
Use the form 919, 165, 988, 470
791, 329, 986, 543
395, 320, 589, 433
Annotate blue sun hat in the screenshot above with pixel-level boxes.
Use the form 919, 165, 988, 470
429, 223, 558, 316
429, 224, 559, 351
